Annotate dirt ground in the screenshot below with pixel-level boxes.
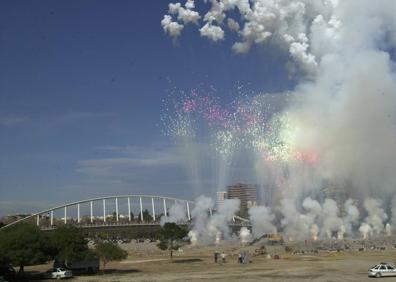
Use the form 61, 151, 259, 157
26, 242, 396, 282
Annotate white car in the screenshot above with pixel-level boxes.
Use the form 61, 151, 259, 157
45, 268, 73, 280
368, 263, 396, 278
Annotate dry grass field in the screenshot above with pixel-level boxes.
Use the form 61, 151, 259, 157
26, 241, 396, 282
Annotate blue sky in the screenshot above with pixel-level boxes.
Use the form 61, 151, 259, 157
0, 1, 293, 215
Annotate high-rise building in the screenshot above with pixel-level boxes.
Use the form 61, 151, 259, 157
216, 191, 227, 210
227, 183, 258, 216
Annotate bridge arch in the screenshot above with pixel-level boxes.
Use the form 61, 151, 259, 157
1, 195, 196, 230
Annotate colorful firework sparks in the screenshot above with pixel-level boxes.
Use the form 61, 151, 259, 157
212, 130, 237, 157
162, 89, 319, 164
259, 113, 319, 164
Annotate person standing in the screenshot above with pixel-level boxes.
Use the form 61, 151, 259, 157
221, 252, 226, 263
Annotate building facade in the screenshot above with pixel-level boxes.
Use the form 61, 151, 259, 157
216, 191, 228, 210
226, 183, 258, 216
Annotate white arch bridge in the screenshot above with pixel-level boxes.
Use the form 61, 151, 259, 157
1, 195, 250, 230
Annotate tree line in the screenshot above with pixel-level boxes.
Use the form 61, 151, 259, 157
0, 223, 127, 275
0, 222, 188, 280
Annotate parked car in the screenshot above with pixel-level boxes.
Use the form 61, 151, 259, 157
44, 268, 73, 280
368, 263, 396, 278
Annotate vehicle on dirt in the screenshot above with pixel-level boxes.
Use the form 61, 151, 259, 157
44, 268, 73, 280
368, 262, 396, 277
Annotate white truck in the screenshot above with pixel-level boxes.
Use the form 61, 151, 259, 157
44, 268, 73, 280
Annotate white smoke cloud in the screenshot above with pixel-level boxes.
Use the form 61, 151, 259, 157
190, 195, 214, 242
239, 227, 252, 244
161, 15, 184, 37
161, 0, 343, 72
168, 3, 182, 14
385, 223, 392, 236
302, 197, 322, 220
280, 198, 309, 241
177, 7, 201, 24
320, 199, 343, 239
168, 2, 200, 24
342, 199, 360, 236
199, 23, 224, 42
248, 205, 276, 238
208, 198, 240, 240
188, 196, 240, 244
281, 197, 359, 240
227, 18, 240, 32
185, 0, 195, 10
302, 197, 322, 239
160, 201, 187, 226
162, 0, 396, 241
360, 198, 388, 237
359, 223, 372, 239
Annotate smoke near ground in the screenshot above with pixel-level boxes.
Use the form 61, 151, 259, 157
248, 205, 276, 238
162, 0, 396, 244
188, 196, 240, 245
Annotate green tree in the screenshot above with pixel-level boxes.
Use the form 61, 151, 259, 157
156, 223, 187, 260
0, 223, 51, 273
137, 209, 152, 222
95, 242, 127, 273
50, 225, 91, 263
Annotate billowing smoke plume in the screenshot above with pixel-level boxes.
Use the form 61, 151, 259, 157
189, 195, 214, 244
189, 196, 240, 244
281, 197, 346, 240
280, 198, 310, 241
359, 198, 388, 238
343, 199, 360, 236
160, 201, 187, 226
162, 1, 396, 241
248, 205, 276, 238
239, 227, 252, 244
302, 197, 322, 240
280, 197, 360, 240
321, 199, 344, 239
